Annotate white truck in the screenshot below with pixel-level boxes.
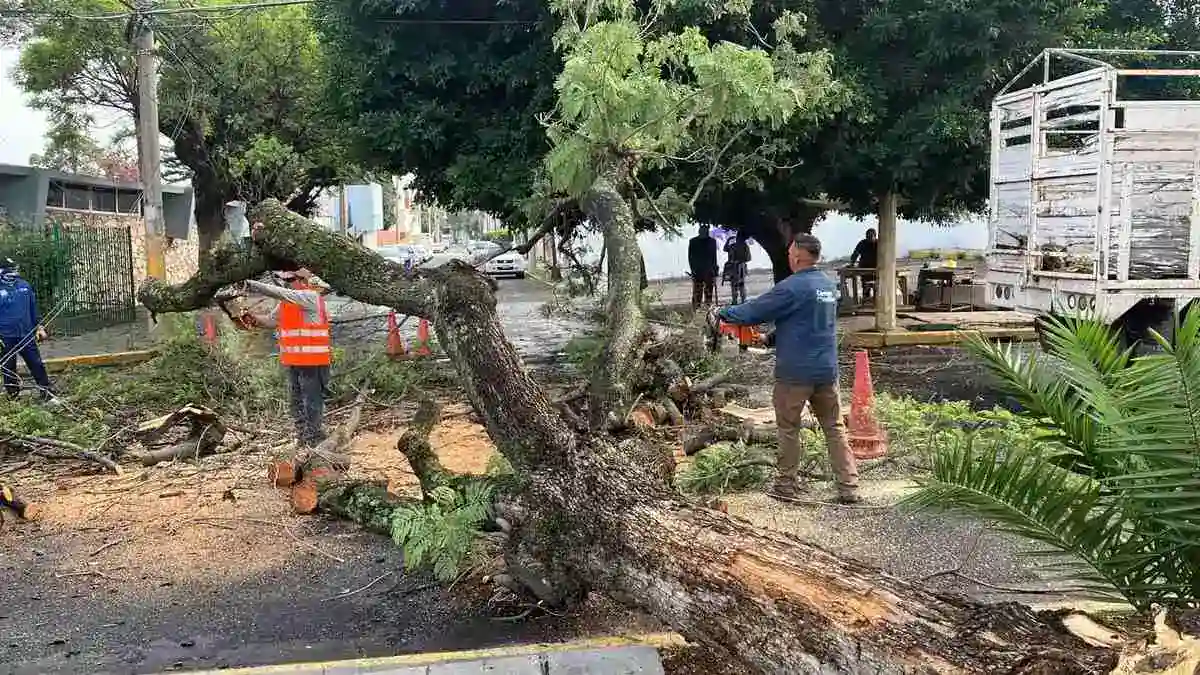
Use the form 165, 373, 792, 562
986, 49, 1200, 343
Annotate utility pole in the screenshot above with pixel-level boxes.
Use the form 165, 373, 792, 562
133, 0, 166, 280
339, 185, 349, 234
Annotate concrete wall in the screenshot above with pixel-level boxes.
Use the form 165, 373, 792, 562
44, 209, 199, 288
0, 171, 40, 222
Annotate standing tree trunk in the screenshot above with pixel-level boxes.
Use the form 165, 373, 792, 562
745, 205, 827, 284
137, 199, 1160, 674
875, 191, 899, 332
380, 175, 399, 230
192, 175, 231, 255
582, 171, 645, 428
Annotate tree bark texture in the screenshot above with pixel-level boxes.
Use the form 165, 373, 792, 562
876, 191, 899, 332
138, 199, 1136, 674
582, 172, 646, 429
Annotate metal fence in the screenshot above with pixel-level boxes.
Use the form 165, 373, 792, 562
0, 222, 137, 337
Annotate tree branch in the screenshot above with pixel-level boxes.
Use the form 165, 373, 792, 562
138, 199, 576, 473
688, 126, 750, 208
396, 392, 452, 496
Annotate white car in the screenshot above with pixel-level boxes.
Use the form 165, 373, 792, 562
483, 250, 528, 278
377, 245, 418, 267
410, 245, 432, 262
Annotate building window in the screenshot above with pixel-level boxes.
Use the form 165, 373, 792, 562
45, 183, 64, 208
93, 187, 117, 213
63, 185, 91, 210
116, 191, 141, 214
46, 181, 143, 214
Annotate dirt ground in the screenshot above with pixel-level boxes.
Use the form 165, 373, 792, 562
0, 394, 656, 675
1, 338, 1075, 675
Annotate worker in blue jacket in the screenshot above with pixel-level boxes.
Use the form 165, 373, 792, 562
715, 233, 859, 503
0, 258, 56, 401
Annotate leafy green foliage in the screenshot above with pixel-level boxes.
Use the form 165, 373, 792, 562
390, 480, 496, 583
0, 397, 107, 447
875, 394, 1039, 462
907, 313, 1200, 607
315, 0, 560, 224
13, 0, 358, 243
65, 313, 287, 418
0, 220, 72, 313
544, 0, 833, 215
676, 441, 772, 495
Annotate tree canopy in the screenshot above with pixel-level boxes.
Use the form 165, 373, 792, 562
315, 0, 561, 226
9, 0, 359, 250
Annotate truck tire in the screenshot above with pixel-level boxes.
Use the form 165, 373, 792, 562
1114, 299, 1176, 357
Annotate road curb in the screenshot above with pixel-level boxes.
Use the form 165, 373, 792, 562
174, 633, 682, 674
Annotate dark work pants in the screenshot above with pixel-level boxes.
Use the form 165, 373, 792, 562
0, 335, 53, 399
288, 365, 329, 447
691, 277, 716, 310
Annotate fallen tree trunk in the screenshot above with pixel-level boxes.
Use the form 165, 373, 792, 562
138, 199, 1148, 673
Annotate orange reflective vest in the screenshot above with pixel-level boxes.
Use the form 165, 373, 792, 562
277, 288, 331, 367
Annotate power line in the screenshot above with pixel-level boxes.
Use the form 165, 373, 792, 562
0, 1, 536, 24
0, 0, 314, 21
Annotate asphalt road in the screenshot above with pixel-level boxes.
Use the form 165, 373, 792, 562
343, 271, 776, 361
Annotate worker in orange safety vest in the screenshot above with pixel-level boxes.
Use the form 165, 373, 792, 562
243, 268, 332, 448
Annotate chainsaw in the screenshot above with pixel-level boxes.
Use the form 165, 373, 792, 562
704, 307, 773, 353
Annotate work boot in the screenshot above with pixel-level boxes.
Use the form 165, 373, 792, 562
834, 489, 862, 505
767, 477, 801, 501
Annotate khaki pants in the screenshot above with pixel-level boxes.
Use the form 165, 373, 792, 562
773, 382, 859, 496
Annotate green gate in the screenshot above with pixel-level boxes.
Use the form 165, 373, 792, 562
0, 222, 137, 337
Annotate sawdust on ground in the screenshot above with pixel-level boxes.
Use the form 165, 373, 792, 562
1, 415, 498, 589
348, 415, 497, 495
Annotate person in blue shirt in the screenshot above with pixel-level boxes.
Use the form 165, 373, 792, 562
716, 233, 859, 503
0, 258, 56, 401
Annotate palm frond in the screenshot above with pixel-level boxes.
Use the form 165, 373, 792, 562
904, 437, 1164, 605
929, 313, 1200, 607
964, 331, 1108, 473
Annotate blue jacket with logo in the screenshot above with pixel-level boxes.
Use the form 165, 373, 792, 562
718, 268, 839, 385
0, 278, 42, 341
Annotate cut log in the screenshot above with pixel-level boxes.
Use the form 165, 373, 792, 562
135, 404, 223, 443
137, 199, 1149, 673
0, 482, 39, 521
133, 404, 228, 466
268, 458, 300, 487
290, 391, 368, 514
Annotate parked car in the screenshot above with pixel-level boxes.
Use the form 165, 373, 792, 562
467, 240, 502, 258
483, 250, 528, 278
410, 245, 432, 262
377, 245, 418, 267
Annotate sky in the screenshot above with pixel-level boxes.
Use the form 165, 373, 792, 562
0, 47, 49, 165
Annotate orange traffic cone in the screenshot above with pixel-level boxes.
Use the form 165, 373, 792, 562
200, 311, 218, 347
848, 350, 887, 460
414, 318, 433, 356
386, 311, 408, 360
